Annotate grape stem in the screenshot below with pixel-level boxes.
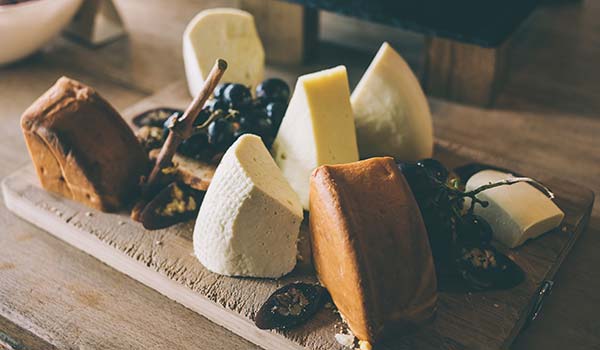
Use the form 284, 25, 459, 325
435, 176, 555, 215
190, 109, 238, 133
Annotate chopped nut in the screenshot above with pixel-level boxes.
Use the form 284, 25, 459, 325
156, 184, 197, 217
161, 166, 178, 175
136, 126, 165, 151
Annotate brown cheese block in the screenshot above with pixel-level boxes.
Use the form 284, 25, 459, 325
21, 77, 148, 212
309, 157, 437, 342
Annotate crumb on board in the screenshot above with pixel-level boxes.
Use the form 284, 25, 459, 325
334, 333, 355, 348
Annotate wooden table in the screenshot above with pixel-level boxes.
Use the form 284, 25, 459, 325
0, 1, 599, 349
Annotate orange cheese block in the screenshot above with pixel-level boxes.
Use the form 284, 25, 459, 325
309, 157, 437, 342
21, 77, 148, 212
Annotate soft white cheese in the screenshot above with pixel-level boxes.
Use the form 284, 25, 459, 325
183, 8, 265, 97
271, 66, 359, 209
466, 170, 565, 248
193, 134, 303, 278
351, 42, 433, 162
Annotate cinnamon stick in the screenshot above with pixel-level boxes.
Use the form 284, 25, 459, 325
145, 58, 227, 190
131, 59, 227, 222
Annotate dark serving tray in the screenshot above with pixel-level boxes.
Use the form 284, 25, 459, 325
283, 0, 538, 47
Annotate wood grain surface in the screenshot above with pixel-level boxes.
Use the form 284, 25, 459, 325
2, 145, 593, 350
0, 0, 599, 349
2, 81, 594, 349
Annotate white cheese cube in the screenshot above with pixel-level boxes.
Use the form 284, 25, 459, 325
272, 66, 359, 209
183, 8, 265, 97
351, 42, 433, 162
466, 170, 565, 248
193, 134, 303, 278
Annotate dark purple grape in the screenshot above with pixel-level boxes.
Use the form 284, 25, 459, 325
194, 106, 211, 126
397, 161, 434, 200
178, 131, 210, 158
254, 117, 274, 138
265, 101, 286, 130
256, 78, 290, 103
207, 118, 235, 151
163, 107, 211, 142
456, 214, 494, 246
213, 83, 230, 100
161, 112, 181, 142
233, 127, 253, 140
417, 158, 449, 183
206, 98, 229, 112
255, 282, 328, 330
223, 84, 252, 109
237, 114, 255, 130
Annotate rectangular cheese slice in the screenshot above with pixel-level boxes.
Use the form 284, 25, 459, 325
272, 66, 359, 209
351, 42, 433, 162
466, 170, 565, 248
193, 134, 303, 278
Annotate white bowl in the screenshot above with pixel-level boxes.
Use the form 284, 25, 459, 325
0, 0, 82, 65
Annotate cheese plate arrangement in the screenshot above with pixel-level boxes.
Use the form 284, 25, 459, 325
2, 7, 594, 350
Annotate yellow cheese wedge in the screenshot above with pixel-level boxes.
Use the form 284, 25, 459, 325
272, 66, 359, 209
351, 42, 433, 162
183, 8, 265, 97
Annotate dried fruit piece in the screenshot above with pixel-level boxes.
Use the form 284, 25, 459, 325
139, 182, 205, 230
136, 126, 165, 152
133, 108, 183, 128
255, 282, 328, 330
457, 245, 524, 291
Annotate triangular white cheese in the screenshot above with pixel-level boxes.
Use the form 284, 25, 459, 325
193, 134, 303, 278
351, 42, 433, 162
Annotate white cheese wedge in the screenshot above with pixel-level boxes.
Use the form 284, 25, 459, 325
351, 42, 433, 162
193, 134, 303, 278
271, 66, 359, 209
466, 170, 565, 248
183, 8, 265, 97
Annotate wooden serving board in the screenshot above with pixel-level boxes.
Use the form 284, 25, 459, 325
3, 83, 594, 350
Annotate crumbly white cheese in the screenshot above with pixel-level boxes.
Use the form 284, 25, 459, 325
466, 170, 565, 248
271, 66, 359, 209
193, 134, 303, 278
351, 42, 433, 162
183, 8, 265, 97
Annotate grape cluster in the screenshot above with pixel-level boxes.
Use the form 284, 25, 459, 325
135, 78, 290, 162
398, 159, 524, 291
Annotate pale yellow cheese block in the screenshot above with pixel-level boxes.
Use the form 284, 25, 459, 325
272, 66, 359, 210
351, 42, 433, 162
